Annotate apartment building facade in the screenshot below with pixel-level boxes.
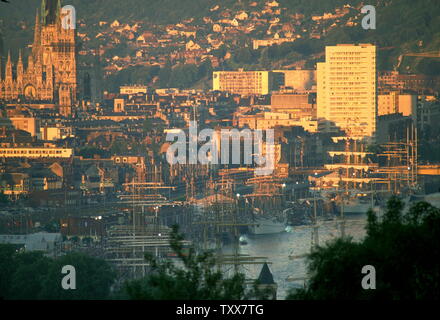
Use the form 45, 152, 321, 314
213, 70, 273, 95
317, 44, 377, 139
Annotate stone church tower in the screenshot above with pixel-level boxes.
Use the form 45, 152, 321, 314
0, 0, 77, 116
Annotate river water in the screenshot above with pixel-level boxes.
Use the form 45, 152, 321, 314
223, 214, 368, 299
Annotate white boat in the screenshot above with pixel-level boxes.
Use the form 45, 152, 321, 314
239, 235, 249, 245
249, 210, 286, 235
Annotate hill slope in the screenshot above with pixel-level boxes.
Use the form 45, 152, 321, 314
0, 0, 439, 74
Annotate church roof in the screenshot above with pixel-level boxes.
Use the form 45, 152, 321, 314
257, 262, 275, 284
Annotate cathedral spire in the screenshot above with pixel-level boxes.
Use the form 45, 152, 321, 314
17, 50, 23, 82
5, 51, 12, 82
28, 52, 34, 72
34, 9, 40, 48
56, 0, 61, 18
41, 0, 59, 25
41, 0, 47, 25
55, 0, 62, 29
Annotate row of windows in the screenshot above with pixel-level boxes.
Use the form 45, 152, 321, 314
329, 52, 364, 55
329, 66, 372, 70
0, 149, 71, 156
328, 90, 375, 94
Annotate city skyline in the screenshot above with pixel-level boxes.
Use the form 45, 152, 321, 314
0, 0, 439, 304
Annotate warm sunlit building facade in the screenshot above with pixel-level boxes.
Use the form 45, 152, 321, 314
213, 70, 272, 95
378, 92, 417, 116
317, 44, 377, 139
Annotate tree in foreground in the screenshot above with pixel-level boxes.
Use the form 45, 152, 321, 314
287, 196, 440, 300
0, 248, 116, 300
40, 252, 116, 300
124, 225, 272, 300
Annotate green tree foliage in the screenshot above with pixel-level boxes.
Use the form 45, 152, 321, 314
40, 252, 116, 300
109, 139, 129, 155
158, 59, 173, 88
0, 244, 19, 298
105, 65, 160, 92
234, 47, 254, 65
259, 48, 270, 70
0, 191, 9, 206
9, 251, 53, 300
211, 44, 228, 60
77, 146, 109, 159
124, 226, 271, 300
417, 59, 440, 76
0, 247, 116, 300
287, 197, 440, 300
168, 64, 199, 89
198, 59, 213, 80
157, 62, 213, 89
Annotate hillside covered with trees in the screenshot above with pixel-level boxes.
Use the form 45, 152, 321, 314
1, 0, 440, 88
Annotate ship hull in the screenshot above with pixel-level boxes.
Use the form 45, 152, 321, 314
249, 216, 286, 235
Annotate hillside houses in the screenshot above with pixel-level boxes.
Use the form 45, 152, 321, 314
73, 2, 362, 84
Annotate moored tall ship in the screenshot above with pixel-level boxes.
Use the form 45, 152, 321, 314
244, 176, 288, 235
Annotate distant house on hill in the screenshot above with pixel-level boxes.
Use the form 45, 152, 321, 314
266, 0, 279, 7
110, 20, 120, 28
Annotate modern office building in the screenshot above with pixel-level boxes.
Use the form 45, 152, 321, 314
317, 44, 377, 139
212, 70, 273, 95
120, 85, 148, 95
378, 92, 417, 116
9, 117, 38, 136
272, 69, 316, 91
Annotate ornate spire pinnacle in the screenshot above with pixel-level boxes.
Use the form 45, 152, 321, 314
34, 9, 40, 47
56, 0, 62, 29
17, 50, 23, 68
41, 0, 47, 25
28, 53, 34, 71
17, 50, 23, 82
6, 51, 12, 81
56, 0, 61, 17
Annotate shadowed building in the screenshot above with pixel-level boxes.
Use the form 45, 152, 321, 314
257, 262, 278, 299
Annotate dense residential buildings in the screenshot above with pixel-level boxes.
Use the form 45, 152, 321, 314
317, 44, 377, 139
1, 0, 440, 301
253, 37, 295, 50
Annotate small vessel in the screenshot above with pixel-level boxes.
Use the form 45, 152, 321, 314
239, 235, 248, 245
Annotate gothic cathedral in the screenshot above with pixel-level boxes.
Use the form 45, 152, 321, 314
0, 0, 77, 116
